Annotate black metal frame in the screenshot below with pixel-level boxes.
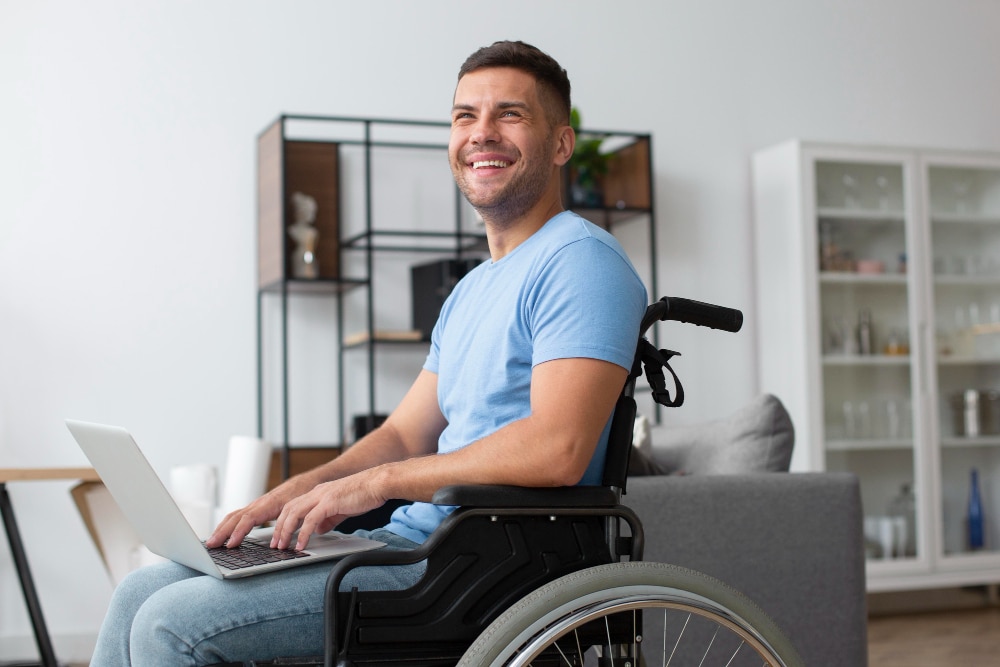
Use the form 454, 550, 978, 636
254, 115, 659, 478
1, 482, 58, 667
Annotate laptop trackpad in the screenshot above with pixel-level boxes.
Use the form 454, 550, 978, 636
246, 526, 386, 556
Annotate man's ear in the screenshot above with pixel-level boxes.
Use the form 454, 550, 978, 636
553, 125, 575, 167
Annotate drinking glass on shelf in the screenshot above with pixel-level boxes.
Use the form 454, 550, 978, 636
952, 181, 971, 214
885, 398, 901, 440
875, 174, 890, 211
843, 400, 871, 440
950, 305, 975, 357
968, 302, 981, 328
858, 401, 871, 439
843, 401, 856, 439
881, 398, 912, 440
826, 316, 853, 355
842, 172, 860, 209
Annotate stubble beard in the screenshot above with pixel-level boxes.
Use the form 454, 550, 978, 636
454, 146, 555, 230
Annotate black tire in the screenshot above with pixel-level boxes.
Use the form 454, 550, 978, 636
458, 561, 803, 667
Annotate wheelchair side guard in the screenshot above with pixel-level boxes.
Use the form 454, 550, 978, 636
326, 504, 643, 666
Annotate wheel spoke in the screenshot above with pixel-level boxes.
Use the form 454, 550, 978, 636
553, 639, 572, 666
665, 613, 691, 666
697, 626, 720, 667
662, 608, 668, 665
604, 616, 614, 666
724, 639, 745, 666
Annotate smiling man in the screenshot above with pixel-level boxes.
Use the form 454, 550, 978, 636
90, 40, 647, 666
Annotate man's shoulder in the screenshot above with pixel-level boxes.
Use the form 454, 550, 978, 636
539, 211, 623, 253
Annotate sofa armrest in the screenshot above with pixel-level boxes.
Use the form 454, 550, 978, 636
622, 472, 867, 667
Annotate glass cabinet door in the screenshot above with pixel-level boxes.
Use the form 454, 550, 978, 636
813, 158, 920, 564
925, 159, 1000, 560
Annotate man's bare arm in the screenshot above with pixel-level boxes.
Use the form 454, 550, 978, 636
206, 369, 446, 548
271, 357, 626, 550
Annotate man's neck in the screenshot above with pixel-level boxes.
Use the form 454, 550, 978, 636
482, 189, 566, 262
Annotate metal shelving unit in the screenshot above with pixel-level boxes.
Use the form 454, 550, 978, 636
256, 114, 658, 479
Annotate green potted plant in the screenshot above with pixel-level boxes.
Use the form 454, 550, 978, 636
568, 107, 610, 208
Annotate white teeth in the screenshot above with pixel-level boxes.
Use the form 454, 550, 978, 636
472, 160, 510, 169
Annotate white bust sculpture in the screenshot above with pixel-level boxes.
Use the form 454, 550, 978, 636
289, 191, 319, 279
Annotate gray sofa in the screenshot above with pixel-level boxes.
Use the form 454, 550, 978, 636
623, 394, 868, 666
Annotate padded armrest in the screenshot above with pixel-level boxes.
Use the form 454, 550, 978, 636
432, 484, 619, 508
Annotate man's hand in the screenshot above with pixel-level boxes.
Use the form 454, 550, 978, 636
206, 371, 444, 551
269, 469, 389, 551
205, 476, 312, 549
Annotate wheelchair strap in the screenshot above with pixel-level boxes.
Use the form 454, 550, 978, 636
635, 338, 684, 408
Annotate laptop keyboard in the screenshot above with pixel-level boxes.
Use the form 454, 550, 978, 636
205, 539, 310, 570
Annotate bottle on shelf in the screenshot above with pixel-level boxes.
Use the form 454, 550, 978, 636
857, 308, 874, 356
968, 467, 984, 551
888, 483, 917, 557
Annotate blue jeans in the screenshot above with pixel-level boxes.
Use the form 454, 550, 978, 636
89, 529, 423, 666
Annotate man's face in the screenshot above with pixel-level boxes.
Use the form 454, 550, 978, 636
449, 67, 566, 224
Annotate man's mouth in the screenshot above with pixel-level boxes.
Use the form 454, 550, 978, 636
472, 160, 511, 169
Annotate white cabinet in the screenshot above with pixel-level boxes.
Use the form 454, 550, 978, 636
752, 140, 1000, 592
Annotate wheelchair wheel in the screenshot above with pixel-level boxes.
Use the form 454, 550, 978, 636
458, 561, 803, 667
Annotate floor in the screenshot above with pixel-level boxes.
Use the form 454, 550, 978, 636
868, 606, 1000, 666
57, 601, 1000, 667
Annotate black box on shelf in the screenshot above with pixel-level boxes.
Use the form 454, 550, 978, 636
411, 258, 482, 340
353, 413, 388, 441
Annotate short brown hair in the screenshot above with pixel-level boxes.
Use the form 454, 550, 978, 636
458, 40, 572, 126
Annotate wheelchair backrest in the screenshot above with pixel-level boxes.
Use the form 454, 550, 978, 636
601, 297, 744, 494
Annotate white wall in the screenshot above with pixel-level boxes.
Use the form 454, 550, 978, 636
2, 0, 999, 660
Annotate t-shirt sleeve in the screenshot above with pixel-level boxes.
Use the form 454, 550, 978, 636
527, 238, 647, 370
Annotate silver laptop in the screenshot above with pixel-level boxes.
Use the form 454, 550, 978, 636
66, 419, 385, 579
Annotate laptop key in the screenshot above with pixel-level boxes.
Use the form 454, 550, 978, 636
204, 540, 310, 570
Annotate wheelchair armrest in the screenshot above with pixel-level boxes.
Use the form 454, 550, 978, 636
432, 483, 619, 508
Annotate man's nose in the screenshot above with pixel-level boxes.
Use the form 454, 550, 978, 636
470, 116, 501, 145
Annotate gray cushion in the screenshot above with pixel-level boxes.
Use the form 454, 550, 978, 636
630, 393, 794, 476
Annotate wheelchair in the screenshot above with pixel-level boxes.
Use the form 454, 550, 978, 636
231, 297, 803, 667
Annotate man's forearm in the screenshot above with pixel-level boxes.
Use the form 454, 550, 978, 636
288, 421, 418, 491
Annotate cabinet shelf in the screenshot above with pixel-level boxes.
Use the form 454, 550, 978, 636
931, 213, 1000, 226
933, 275, 1000, 287
820, 272, 908, 286
754, 140, 1000, 592
827, 438, 914, 452
342, 330, 426, 348
817, 207, 906, 222
822, 354, 911, 367
938, 354, 1000, 366
342, 229, 489, 254
570, 206, 653, 228
259, 277, 368, 295
941, 436, 1000, 448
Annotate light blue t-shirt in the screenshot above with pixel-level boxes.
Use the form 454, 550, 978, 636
386, 211, 647, 543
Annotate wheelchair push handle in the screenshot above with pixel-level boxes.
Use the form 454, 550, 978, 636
641, 296, 743, 334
